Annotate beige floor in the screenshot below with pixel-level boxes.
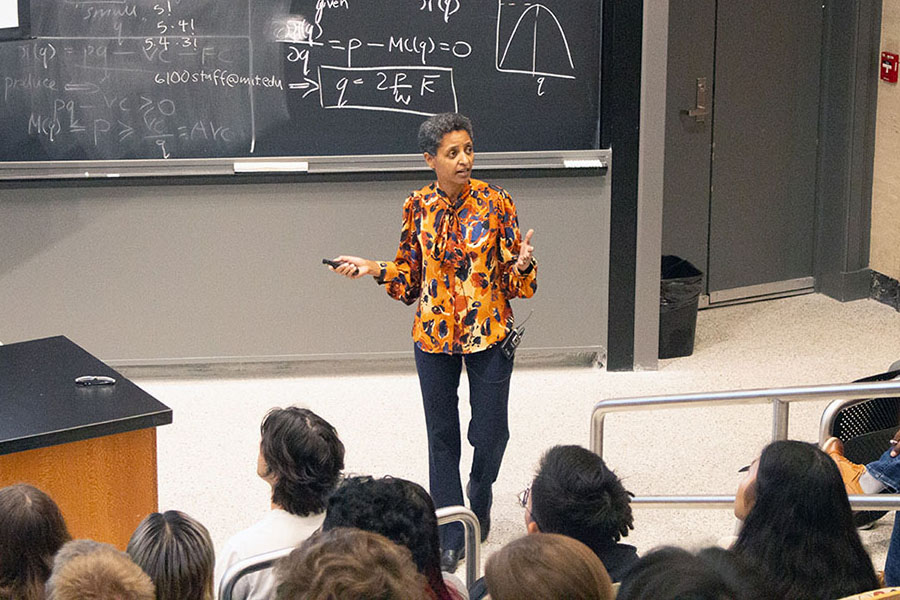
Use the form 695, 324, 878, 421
132, 293, 900, 577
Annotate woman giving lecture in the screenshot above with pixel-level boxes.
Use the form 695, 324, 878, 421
328, 112, 537, 572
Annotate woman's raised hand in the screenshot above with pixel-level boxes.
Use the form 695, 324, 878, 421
515, 229, 535, 273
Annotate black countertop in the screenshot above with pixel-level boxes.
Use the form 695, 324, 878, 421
0, 336, 172, 456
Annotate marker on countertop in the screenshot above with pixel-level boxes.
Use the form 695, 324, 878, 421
75, 375, 116, 386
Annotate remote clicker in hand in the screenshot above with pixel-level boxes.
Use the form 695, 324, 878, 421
322, 258, 359, 275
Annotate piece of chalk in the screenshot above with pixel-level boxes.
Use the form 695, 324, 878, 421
234, 161, 309, 173
562, 159, 606, 169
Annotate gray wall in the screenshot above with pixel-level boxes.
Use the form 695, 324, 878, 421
0, 171, 609, 365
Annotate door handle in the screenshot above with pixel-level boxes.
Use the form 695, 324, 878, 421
684, 77, 709, 122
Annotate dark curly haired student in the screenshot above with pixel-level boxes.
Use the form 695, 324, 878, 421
525, 445, 638, 581
469, 445, 638, 600
323, 476, 465, 600
531, 445, 634, 545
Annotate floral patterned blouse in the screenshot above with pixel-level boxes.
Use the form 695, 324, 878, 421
378, 178, 537, 354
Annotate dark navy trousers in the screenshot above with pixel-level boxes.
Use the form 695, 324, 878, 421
414, 342, 514, 551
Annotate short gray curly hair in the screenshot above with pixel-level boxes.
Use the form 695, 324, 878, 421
417, 113, 473, 155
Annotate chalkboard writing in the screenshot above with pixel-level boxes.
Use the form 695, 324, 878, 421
0, 0, 601, 163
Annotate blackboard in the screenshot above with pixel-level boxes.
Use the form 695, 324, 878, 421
0, 0, 602, 164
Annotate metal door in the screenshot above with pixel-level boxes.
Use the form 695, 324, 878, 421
707, 0, 823, 302
662, 0, 716, 284
662, 0, 823, 304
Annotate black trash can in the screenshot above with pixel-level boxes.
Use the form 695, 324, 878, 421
659, 256, 703, 359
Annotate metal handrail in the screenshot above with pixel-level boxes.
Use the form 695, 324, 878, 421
436, 505, 482, 589
629, 495, 900, 511
591, 381, 900, 458
218, 546, 293, 600
589, 381, 900, 510
217, 506, 480, 600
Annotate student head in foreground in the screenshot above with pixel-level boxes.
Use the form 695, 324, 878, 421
525, 445, 638, 581
0, 483, 71, 600
616, 546, 768, 600
215, 406, 345, 600
733, 440, 878, 599
45, 539, 155, 600
257, 406, 345, 516
484, 533, 614, 600
275, 527, 429, 600
322, 475, 463, 600
127, 510, 215, 600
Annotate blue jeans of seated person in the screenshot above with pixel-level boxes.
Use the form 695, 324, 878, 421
414, 343, 513, 552
865, 449, 900, 585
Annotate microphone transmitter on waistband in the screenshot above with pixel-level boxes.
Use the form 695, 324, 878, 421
500, 327, 522, 360
499, 310, 532, 360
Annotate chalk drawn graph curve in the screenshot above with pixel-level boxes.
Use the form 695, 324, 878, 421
495, 1, 575, 80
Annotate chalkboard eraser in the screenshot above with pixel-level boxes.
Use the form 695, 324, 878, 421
562, 159, 607, 169
234, 161, 309, 173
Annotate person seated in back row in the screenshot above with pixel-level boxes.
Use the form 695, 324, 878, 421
470, 445, 638, 599
127, 510, 215, 600
0, 483, 71, 600
275, 528, 430, 600
45, 539, 155, 600
615, 546, 768, 600
733, 440, 878, 599
484, 533, 614, 600
214, 407, 345, 600
825, 431, 900, 586
322, 475, 467, 600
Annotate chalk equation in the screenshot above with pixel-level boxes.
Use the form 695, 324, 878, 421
281, 34, 473, 67
25, 93, 243, 158
317, 65, 457, 116
4, 36, 251, 158
0, 0, 600, 162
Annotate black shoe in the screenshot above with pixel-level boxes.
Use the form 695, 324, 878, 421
440, 547, 464, 573
479, 517, 490, 542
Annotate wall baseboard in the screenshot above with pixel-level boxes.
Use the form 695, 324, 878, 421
115, 348, 603, 380
817, 268, 872, 302
872, 270, 900, 311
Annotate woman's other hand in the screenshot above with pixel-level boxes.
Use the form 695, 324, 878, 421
515, 229, 535, 273
328, 256, 379, 279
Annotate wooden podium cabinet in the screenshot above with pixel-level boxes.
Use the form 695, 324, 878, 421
0, 336, 172, 549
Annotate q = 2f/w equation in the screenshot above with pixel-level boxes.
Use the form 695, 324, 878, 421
289, 65, 458, 117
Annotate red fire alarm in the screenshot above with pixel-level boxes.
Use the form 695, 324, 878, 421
882, 52, 898, 83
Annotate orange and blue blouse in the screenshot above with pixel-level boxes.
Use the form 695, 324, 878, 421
378, 178, 537, 355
